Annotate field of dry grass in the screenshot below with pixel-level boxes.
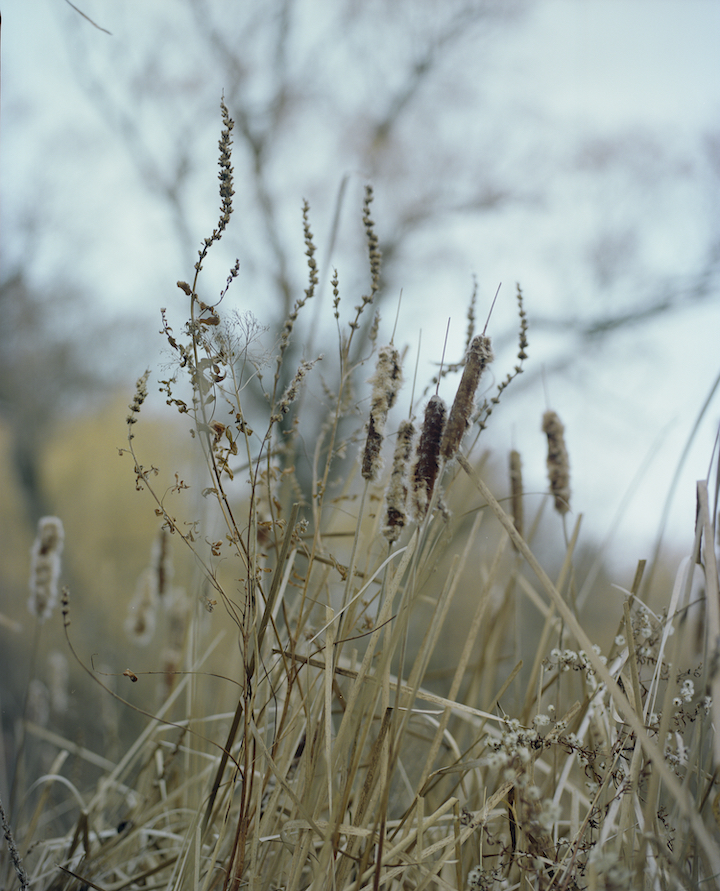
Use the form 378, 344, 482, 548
1, 98, 718, 891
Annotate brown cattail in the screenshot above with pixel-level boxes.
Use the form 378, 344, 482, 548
47, 651, 69, 714
509, 449, 524, 544
162, 588, 191, 694
383, 420, 415, 541
28, 516, 64, 622
27, 679, 50, 727
542, 410, 570, 515
440, 335, 493, 461
125, 568, 159, 646
151, 529, 174, 597
411, 395, 447, 519
361, 346, 403, 481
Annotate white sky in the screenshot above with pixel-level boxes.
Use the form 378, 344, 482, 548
2, 0, 720, 572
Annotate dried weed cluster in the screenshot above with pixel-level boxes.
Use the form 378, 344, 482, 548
3, 99, 719, 891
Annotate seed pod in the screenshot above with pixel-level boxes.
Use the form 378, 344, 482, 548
440, 335, 493, 461
383, 420, 415, 542
361, 346, 403, 481
411, 395, 447, 519
542, 410, 570, 515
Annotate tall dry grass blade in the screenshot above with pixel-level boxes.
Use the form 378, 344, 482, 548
697, 481, 720, 766
415, 527, 509, 794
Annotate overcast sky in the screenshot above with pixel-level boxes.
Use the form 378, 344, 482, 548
2, 0, 720, 571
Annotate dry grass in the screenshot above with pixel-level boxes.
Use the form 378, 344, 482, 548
1, 99, 718, 891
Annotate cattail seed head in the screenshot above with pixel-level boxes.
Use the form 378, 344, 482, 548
361, 346, 403, 481
440, 335, 493, 461
509, 449, 524, 546
28, 516, 64, 622
383, 420, 415, 542
542, 410, 571, 515
411, 395, 447, 519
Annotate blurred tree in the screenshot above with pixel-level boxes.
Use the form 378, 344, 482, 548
0, 270, 139, 525
62, 0, 526, 337
58, 0, 718, 376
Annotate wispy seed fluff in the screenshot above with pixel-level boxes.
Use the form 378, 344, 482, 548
28, 516, 64, 621
542, 410, 571, 515
383, 420, 415, 542
361, 346, 403, 481
440, 335, 493, 461
411, 395, 447, 519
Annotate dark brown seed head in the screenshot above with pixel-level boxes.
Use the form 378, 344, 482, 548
411, 395, 447, 519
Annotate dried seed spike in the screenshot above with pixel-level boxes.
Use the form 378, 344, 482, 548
411, 395, 447, 519
440, 335, 493, 461
127, 369, 150, 436
383, 420, 415, 541
542, 410, 571, 515
361, 346, 403, 481
509, 449, 524, 547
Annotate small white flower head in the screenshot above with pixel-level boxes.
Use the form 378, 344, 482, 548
537, 798, 561, 831
28, 516, 65, 622
680, 679, 694, 702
